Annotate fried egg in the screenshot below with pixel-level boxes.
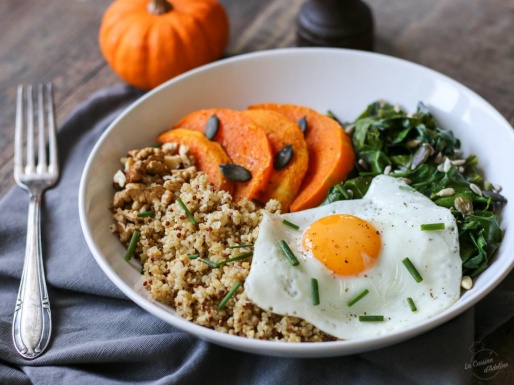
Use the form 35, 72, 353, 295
244, 175, 462, 340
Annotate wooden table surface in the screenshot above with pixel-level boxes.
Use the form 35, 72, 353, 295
1, 0, 512, 382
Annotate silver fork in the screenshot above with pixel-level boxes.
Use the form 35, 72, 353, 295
12, 84, 58, 359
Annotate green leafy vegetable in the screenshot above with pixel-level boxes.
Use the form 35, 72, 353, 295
323, 101, 506, 277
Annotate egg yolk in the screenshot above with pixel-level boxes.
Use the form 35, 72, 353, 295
302, 214, 381, 276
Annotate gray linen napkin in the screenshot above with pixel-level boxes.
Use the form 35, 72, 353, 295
1, 84, 512, 385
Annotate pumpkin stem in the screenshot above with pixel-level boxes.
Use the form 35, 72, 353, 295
148, 0, 173, 15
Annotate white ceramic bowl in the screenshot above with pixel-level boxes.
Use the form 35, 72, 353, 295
79, 48, 514, 357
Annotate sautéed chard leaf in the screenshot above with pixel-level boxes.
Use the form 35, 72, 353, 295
323, 101, 506, 278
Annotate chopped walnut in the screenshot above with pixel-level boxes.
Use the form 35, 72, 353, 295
161, 190, 175, 206
172, 166, 196, 180
128, 147, 162, 160
178, 144, 193, 167
113, 185, 166, 208
119, 209, 139, 222
112, 143, 195, 249
164, 155, 183, 170
146, 160, 168, 176
126, 160, 147, 183
116, 221, 136, 243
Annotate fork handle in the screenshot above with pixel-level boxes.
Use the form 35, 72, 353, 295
12, 192, 52, 359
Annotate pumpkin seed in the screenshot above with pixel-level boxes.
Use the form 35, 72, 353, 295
274, 144, 293, 170
406, 139, 420, 148
219, 164, 252, 182
205, 114, 220, 140
358, 158, 368, 170
454, 196, 473, 216
434, 152, 445, 164
411, 143, 433, 170
297, 116, 307, 134
482, 190, 507, 203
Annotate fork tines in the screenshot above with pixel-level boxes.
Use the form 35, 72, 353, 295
15, 84, 58, 182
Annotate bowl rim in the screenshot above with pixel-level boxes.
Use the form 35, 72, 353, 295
78, 47, 514, 357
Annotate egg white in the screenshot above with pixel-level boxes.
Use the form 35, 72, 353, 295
244, 175, 462, 340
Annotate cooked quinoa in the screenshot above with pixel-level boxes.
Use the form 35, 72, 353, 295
111, 142, 336, 342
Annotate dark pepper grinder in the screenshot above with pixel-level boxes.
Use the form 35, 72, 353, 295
296, 0, 374, 51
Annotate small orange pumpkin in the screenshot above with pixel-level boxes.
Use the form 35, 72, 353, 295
99, 0, 229, 90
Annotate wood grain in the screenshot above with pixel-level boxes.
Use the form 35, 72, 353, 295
0, 0, 512, 382
0, 0, 120, 198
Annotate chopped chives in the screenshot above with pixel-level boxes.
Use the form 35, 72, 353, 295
277, 240, 300, 266
347, 289, 370, 307
399, 185, 416, 192
282, 219, 300, 230
407, 297, 417, 312
124, 230, 140, 261
176, 197, 198, 228
311, 278, 320, 306
359, 315, 384, 322
420, 223, 445, 231
216, 251, 253, 267
137, 210, 155, 218
252, 198, 265, 207
188, 253, 200, 260
229, 243, 254, 249
200, 252, 254, 268
402, 257, 423, 283
149, 141, 163, 148
201, 259, 218, 268
218, 281, 241, 310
